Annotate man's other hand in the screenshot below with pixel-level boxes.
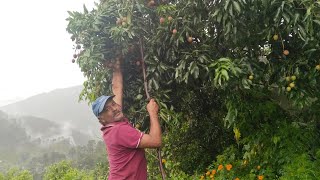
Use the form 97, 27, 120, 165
147, 99, 159, 116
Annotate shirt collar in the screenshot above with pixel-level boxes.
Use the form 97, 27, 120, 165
100, 118, 129, 131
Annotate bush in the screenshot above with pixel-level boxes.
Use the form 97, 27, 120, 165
43, 160, 92, 180
1, 168, 33, 180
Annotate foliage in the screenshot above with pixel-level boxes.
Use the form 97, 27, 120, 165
43, 161, 92, 180
0, 168, 33, 180
65, 0, 320, 179
280, 151, 320, 180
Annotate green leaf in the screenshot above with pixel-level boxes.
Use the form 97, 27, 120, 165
294, 13, 300, 25
67, 11, 74, 17
313, 20, 320, 26
211, 9, 220, 17
83, 4, 88, 14
283, 13, 290, 23
242, 79, 250, 89
225, 0, 231, 10
221, 69, 229, 81
233, 1, 241, 13
193, 66, 199, 79
136, 94, 143, 100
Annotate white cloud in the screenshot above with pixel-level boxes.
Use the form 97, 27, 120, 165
0, 0, 96, 104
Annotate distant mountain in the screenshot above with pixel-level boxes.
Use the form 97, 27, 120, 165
0, 97, 24, 107
16, 115, 91, 146
0, 85, 101, 138
0, 111, 90, 147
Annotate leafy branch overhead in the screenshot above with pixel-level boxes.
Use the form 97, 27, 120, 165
66, 1, 320, 178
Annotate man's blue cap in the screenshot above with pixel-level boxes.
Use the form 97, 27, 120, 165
92, 95, 114, 117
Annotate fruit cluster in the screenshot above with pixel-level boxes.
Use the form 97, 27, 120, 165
70, 35, 81, 63
116, 16, 128, 26
285, 75, 296, 92
159, 16, 193, 43
273, 34, 289, 57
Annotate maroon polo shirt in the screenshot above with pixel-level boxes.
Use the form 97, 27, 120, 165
101, 119, 147, 180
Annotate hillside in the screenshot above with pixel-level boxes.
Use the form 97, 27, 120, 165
0, 85, 101, 138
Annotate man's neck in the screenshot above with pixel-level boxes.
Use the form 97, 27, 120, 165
107, 117, 126, 124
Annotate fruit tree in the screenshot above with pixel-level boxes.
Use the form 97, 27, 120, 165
67, 0, 320, 179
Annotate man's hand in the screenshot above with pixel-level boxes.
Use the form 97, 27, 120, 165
138, 98, 162, 148
147, 99, 159, 117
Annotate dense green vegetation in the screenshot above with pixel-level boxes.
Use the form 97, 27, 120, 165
2, 0, 320, 179
0, 111, 107, 180
64, 0, 320, 179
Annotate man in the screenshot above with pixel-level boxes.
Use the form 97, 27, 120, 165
91, 58, 162, 180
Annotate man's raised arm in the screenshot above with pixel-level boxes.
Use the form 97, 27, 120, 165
112, 57, 123, 108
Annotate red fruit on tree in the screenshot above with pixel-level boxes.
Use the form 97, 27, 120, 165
116, 18, 122, 25
71, 35, 76, 41
160, 17, 165, 24
148, 0, 155, 7
172, 29, 177, 35
187, 36, 193, 43
283, 50, 289, 56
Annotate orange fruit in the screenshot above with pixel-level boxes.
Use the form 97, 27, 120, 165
283, 50, 289, 56
211, 169, 216, 175
206, 171, 210, 176
226, 164, 232, 171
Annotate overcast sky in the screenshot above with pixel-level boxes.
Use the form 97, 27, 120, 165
0, 0, 96, 106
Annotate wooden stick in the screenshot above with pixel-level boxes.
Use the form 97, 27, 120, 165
139, 38, 166, 180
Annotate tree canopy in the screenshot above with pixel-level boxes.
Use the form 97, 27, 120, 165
66, 0, 320, 179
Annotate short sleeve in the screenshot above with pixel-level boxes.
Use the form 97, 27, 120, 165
117, 124, 144, 148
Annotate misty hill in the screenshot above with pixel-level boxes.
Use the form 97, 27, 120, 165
0, 110, 107, 179
0, 110, 90, 147
0, 85, 101, 138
